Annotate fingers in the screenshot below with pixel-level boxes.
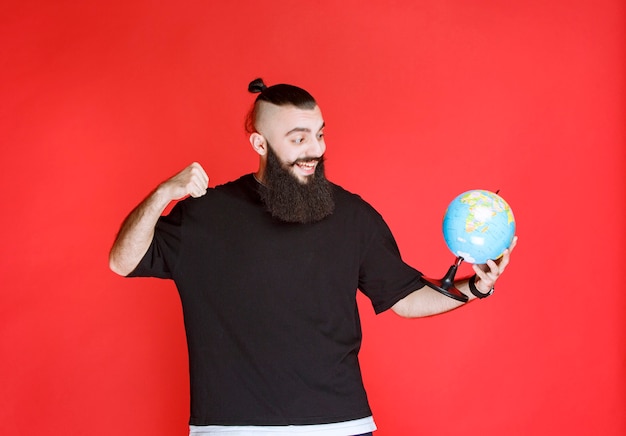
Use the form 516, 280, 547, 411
507, 235, 518, 255
187, 162, 209, 198
163, 162, 210, 200
472, 235, 518, 290
496, 235, 518, 274
473, 260, 497, 281
189, 162, 209, 187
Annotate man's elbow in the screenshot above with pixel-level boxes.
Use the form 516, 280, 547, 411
391, 298, 419, 319
108, 252, 132, 277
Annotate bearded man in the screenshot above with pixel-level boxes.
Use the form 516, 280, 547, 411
109, 78, 516, 436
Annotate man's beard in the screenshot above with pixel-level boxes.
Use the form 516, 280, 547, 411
259, 145, 335, 224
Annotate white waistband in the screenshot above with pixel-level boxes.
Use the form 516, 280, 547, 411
189, 416, 376, 435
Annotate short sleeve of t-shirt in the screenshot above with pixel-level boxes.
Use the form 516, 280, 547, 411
357, 205, 426, 314
127, 201, 185, 279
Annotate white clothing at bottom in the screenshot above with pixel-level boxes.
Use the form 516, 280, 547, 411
189, 416, 376, 435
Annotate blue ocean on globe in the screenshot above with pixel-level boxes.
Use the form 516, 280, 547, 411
442, 190, 516, 264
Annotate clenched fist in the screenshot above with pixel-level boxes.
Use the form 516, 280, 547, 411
159, 162, 209, 201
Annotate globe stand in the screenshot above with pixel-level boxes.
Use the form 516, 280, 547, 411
422, 256, 469, 303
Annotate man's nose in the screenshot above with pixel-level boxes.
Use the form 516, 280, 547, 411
307, 137, 325, 157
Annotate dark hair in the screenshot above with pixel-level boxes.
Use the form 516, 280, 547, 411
245, 78, 317, 133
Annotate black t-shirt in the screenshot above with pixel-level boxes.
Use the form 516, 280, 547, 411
129, 174, 425, 426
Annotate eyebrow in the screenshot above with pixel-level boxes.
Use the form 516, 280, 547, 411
285, 122, 325, 136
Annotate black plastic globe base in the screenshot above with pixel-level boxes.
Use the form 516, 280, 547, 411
422, 257, 469, 303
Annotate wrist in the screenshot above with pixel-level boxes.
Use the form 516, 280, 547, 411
153, 183, 178, 208
468, 275, 494, 299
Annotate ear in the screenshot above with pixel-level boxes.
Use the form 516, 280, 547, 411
249, 133, 268, 156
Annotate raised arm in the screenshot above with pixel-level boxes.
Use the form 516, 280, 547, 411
392, 236, 518, 318
108, 162, 209, 276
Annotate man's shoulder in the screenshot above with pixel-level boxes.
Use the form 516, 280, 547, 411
330, 181, 368, 204
214, 173, 256, 192
329, 182, 382, 219
176, 174, 259, 212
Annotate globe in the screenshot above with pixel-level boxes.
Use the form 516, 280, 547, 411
442, 190, 515, 264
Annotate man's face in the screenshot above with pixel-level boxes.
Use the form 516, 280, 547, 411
257, 104, 326, 184
253, 103, 334, 223
260, 145, 334, 224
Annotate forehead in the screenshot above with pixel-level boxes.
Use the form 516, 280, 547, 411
257, 102, 324, 135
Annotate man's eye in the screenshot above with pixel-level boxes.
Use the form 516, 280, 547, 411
294, 137, 304, 144
317, 133, 324, 139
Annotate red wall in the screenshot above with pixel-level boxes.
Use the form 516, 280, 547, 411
1, 1, 624, 435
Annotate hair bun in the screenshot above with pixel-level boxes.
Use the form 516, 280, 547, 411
248, 78, 267, 93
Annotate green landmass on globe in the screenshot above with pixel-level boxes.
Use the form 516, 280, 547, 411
460, 190, 515, 234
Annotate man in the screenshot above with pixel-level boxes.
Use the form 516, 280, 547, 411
109, 78, 516, 435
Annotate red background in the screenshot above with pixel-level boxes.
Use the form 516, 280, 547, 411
1, 1, 624, 435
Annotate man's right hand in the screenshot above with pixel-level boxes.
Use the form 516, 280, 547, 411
157, 162, 210, 201
109, 162, 209, 276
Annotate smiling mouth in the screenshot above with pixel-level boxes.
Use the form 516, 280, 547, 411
295, 160, 318, 171
291, 156, 321, 171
